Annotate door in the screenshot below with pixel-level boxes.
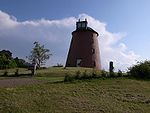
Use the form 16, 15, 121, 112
76, 59, 82, 67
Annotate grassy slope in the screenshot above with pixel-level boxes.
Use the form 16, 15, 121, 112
0, 77, 150, 113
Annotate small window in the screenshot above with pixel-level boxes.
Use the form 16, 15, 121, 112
82, 23, 86, 28
92, 48, 95, 54
77, 23, 81, 28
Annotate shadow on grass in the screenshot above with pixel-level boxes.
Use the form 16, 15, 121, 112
127, 76, 150, 81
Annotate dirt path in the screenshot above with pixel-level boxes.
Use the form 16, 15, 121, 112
0, 77, 44, 88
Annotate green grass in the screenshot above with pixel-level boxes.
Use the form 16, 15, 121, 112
0, 68, 150, 113
0, 67, 97, 77
0, 78, 150, 113
35, 76, 64, 83
0, 68, 30, 77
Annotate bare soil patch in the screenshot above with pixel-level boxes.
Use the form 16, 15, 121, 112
0, 77, 43, 88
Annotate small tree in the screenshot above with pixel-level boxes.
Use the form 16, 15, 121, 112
28, 42, 52, 68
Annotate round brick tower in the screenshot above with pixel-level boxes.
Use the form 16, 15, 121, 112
65, 19, 101, 70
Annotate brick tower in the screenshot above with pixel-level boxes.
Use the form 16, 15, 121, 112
65, 19, 101, 70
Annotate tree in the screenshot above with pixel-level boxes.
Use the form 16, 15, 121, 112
0, 50, 17, 69
28, 42, 52, 68
14, 57, 27, 68
128, 60, 150, 79
0, 50, 12, 60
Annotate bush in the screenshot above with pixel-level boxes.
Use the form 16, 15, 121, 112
75, 70, 81, 79
128, 61, 150, 79
109, 72, 115, 77
81, 70, 90, 79
91, 69, 97, 78
64, 74, 74, 82
117, 70, 123, 77
101, 70, 108, 77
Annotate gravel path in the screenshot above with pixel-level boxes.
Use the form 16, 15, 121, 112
0, 78, 44, 88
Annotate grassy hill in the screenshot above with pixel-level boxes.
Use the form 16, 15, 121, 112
0, 67, 150, 113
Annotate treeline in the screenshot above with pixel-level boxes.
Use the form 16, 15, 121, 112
0, 50, 28, 69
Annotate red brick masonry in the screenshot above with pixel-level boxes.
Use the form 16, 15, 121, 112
66, 27, 101, 70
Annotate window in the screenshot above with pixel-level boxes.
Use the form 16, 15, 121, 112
77, 23, 81, 28
82, 23, 86, 28
92, 48, 95, 54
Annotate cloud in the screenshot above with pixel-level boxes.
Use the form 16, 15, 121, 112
78, 14, 140, 71
0, 10, 140, 71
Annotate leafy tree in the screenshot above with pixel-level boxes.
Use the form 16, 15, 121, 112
0, 50, 17, 69
128, 60, 150, 79
14, 57, 27, 68
0, 55, 5, 69
28, 42, 52, 67
0, 50, 12, 60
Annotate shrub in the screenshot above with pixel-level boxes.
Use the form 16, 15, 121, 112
109, 72, 115, 77
81, 70, 89, 79
117, 70, 123, 77
128, 60, 150, 79
101, 70, 108, 77
75, 70, 81, 79
91, 69, 98, 78
64, 74, 74, 82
